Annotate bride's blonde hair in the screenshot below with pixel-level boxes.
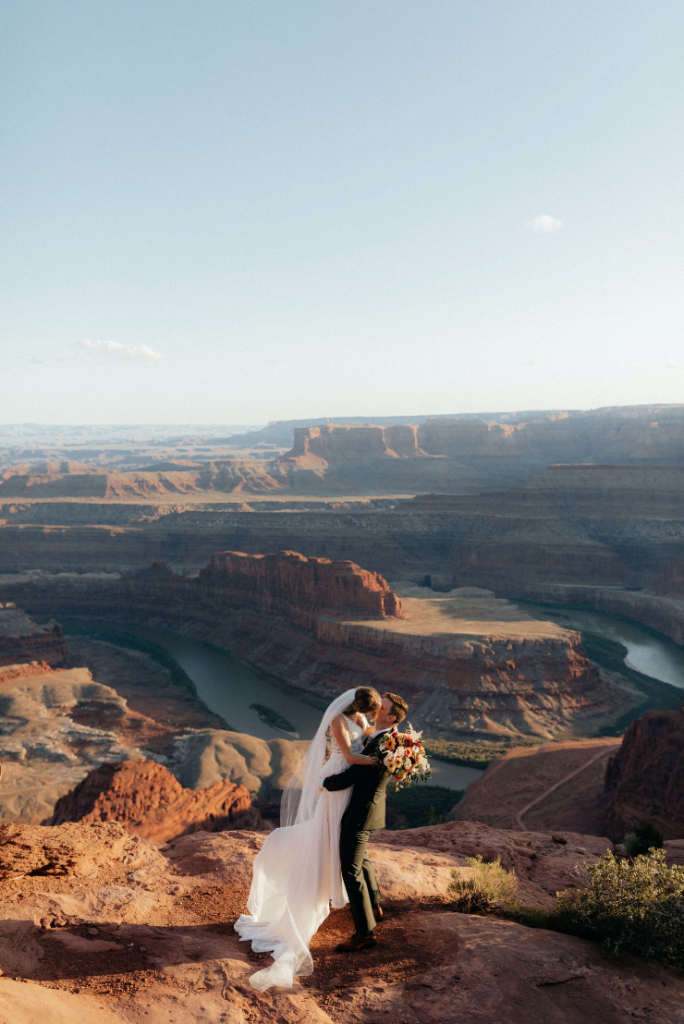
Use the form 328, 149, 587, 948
342, 686, 382, 717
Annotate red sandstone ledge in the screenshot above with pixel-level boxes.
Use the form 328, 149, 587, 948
198, 549, 406, 629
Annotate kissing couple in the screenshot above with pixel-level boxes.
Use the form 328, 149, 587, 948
235, 686, 409, 990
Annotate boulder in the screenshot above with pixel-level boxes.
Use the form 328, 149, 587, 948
46, 759, 262, 841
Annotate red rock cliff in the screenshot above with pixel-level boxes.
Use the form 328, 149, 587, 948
0, 603, 67, 667
603, 707, 684, 841
199, 549, 405, 629
286, 423, 428, 460
47, 759, 261, 841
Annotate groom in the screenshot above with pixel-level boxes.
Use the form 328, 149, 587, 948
322, 690, 409, 952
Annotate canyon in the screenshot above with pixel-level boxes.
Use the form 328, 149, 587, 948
1, 407, 684, 1022
0, 639, 306, 827
5, 404, 684, 501
453, 713, 684, 846
4, 462, 684, 643
0, 557, 641, 743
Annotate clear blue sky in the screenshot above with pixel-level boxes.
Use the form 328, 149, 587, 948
2, 1, 683, 424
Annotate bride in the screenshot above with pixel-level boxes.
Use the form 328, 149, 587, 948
234, 686, 382, 990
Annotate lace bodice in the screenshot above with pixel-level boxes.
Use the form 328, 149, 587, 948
324, 713, 367, 775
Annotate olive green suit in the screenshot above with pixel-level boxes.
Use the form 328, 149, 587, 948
322, 732, 390, 936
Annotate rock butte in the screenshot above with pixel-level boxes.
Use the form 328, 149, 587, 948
0, 555, 639, 741
47, 759, 262, 841
198, 548, 406, 626
1, 819, 684, 1023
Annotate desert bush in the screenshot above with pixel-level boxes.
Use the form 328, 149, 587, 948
422, 737, 533, 768
449, 855, 517, 914
386, 784, 459, 830
624, 821, 664, 858
555, 849, 684, 970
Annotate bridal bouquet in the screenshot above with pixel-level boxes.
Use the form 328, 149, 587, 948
376, 726, 431, 791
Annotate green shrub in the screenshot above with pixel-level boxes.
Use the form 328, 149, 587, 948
624, 821, 664, 858
518, 906, 551, 929
555, 849, 684, 971
448, 855, 517, 914
250, 703, 298, 735
422, 737, 533, 769
386, 784, 460, 830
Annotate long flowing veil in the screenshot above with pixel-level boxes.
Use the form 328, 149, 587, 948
280, 687, 356, 827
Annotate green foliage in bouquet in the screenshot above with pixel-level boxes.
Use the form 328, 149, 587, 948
448, 855, 518, 915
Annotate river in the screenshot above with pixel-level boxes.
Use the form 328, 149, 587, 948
80, 603, 683, 795
86, 622, 483, 792
518, 602, 684, 688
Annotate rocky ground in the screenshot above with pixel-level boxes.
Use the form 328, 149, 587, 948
1, 820, 683, 1024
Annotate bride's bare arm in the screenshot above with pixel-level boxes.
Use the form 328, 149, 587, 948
331, 715, 374, 765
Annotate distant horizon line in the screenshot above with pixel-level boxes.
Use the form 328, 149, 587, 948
4, 401, 684, 431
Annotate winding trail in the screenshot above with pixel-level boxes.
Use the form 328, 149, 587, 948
515, 743, 620, 831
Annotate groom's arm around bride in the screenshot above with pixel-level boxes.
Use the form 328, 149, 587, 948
321, 691, 409, 951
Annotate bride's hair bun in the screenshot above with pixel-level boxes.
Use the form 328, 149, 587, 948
343, 686, 382, 717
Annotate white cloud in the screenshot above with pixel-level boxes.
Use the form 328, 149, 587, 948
81, 339, 164, 363
526, 214, 563, 233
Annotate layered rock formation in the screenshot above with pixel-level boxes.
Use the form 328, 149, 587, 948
9, 404, 684, 501
5, 457, 684, 618
287, 422, 429, 460
0, 662, 164, 824
0, 602, 67, 667
47, 759, 261, 840
603, 706, 684, 841
169, 729, 309, 800
199, 548, 405, 626
1, 819, 683, 1023
0, 559, 639, 741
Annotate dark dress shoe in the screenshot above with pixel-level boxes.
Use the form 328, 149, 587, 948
335, 932, 377, 953
373, 906, 384, 922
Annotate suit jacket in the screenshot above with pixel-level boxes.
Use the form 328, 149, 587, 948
322, 733, 390, 832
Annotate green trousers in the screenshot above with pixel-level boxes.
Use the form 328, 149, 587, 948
340, 827, 382, 936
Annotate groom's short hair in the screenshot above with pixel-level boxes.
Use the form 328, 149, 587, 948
383, 692, 408, 724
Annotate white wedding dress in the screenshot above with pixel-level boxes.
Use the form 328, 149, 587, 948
235, 690, 367, 990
